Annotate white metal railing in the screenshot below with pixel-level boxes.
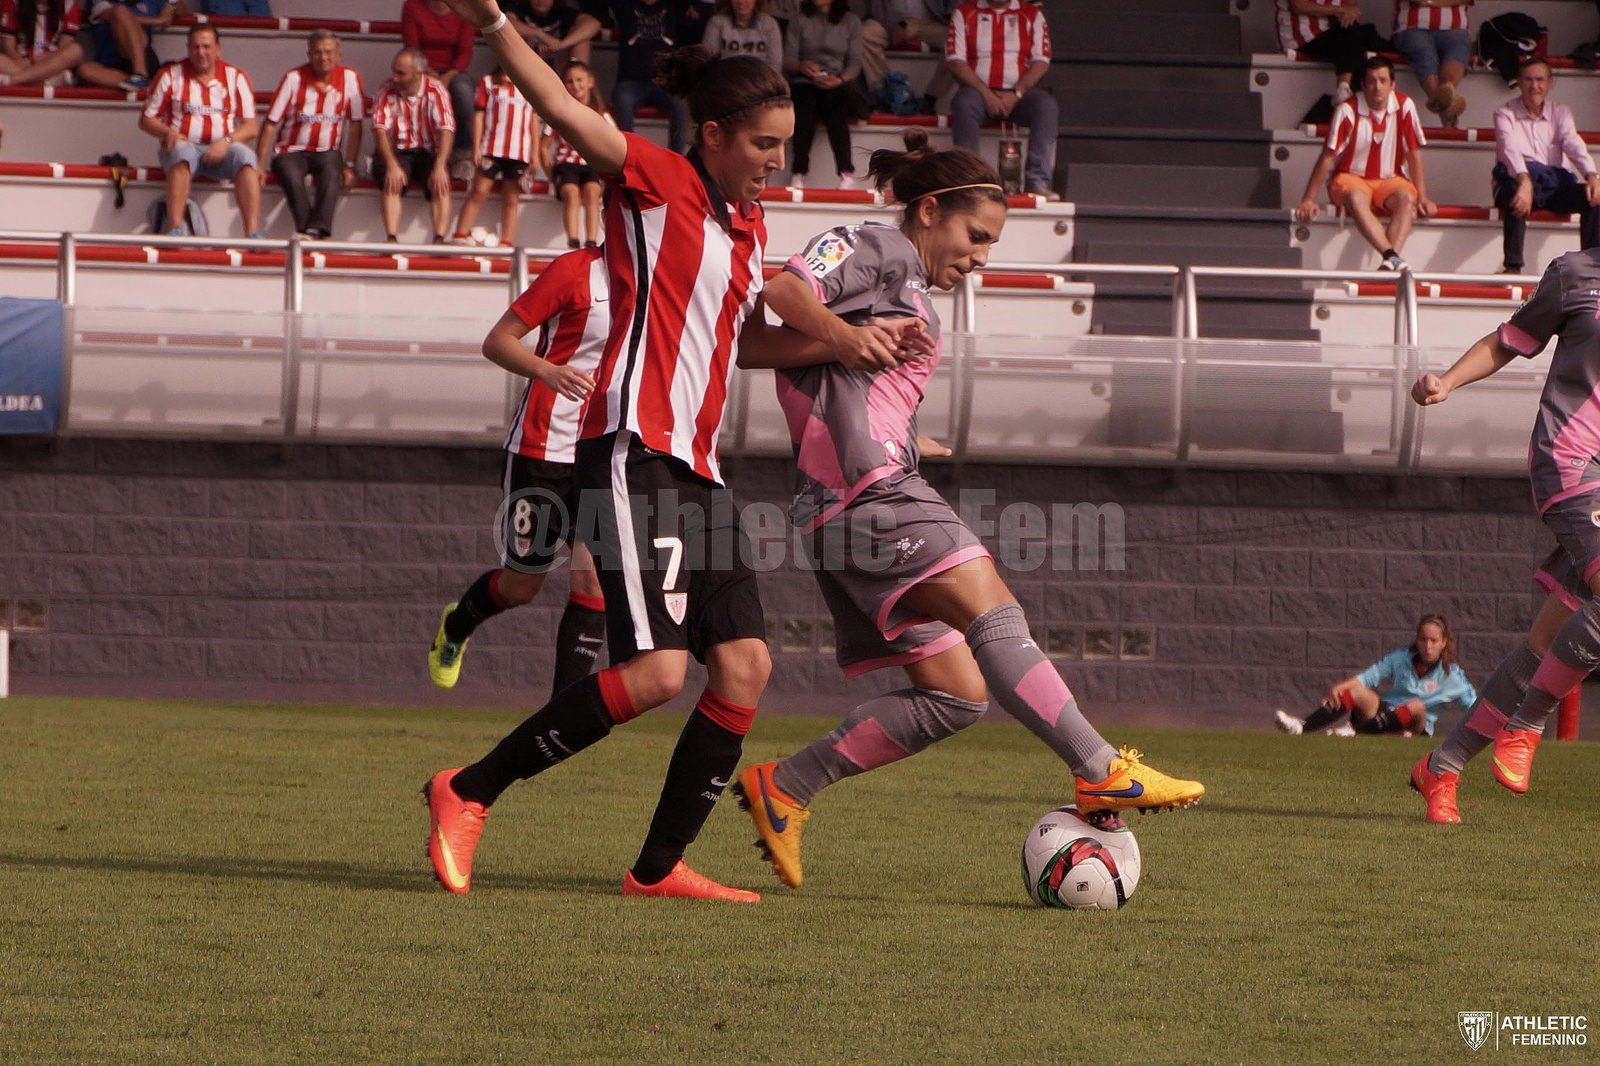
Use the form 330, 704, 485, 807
0, 231, 1550, 474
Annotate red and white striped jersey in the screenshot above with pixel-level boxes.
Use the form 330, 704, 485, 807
142, 59, 256, 145
372, 75, 455, 153
265, 64, 365, 155
1394, 0, 1470, 32
1275, 0, 1356, 49
945, 0, 1051, 91
581, 133, 767, 485
1325, 91, 1427, 180
505, 247, 609, 463
545, 111, 617, 168
0, 0, 80, 58
475, 74, 536, 164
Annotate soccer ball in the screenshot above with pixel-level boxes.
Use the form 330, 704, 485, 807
1020, 805, 1141, 910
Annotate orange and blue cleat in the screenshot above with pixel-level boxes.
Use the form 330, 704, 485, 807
1410, 755, 1461, 824
733, 761, 809, 887
1491, 728, 1541, 795
1075, 747, 1205, 814
622, 861, 760, 902
423, 767, 486, 893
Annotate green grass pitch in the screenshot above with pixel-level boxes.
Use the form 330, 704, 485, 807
4, 697, 1596, 1064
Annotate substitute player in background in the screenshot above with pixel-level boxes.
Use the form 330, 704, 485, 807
1274, 613, 1476, 736
1408, 249, 1600, 822
422, 0, 869, 902
429, 246, 608, 696
731, 133, 1205, 889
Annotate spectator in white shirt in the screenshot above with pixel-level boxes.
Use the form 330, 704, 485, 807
1492, 58, 1600, 274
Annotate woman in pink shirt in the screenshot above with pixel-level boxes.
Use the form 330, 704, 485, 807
402, 0, 477, 152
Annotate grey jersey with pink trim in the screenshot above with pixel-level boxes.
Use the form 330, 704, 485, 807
1498, 249, 1600, 512
776, 222, 941, 530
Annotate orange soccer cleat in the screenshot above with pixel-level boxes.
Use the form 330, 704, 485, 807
1410, 755, 1460, 824
622, 861, 760, 902
1491, 728, 1542, 795
732, 761, 809, 887
1074, 747, 1205, 814
423, 768, 487, 894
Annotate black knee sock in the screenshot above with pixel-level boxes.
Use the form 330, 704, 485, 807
450, 672, 617, 807
1302, 702, 1346, 733
445, 569, 509, 643
550, 595, 607, 698
630, 709, 745, 885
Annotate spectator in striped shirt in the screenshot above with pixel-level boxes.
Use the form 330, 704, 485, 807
944, 0, 1056, 198
1391, 0, 1470, 128
451, 64, 537, 244
534, 58, 612, 247
1492, 58, 1600, 274
402, 0, 477, 161
1292, 55, 1435, 271
74, 0, 176, 93
0, 0, 84, 87
372, 46, 457, 242
1274, 0, 1390, 113
137, 23, 263, 237
256, 30, 366, 240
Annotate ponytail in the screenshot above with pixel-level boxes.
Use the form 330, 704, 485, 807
867, 129, 1007, 225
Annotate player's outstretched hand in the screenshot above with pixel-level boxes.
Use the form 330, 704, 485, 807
442, 0, 503, 29
538, 363, 595, 401
1411, 372, 1450, 406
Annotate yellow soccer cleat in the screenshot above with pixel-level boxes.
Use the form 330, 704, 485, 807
1075, 747, 1205, 814
732, 761, 810, 887
428, 603, 468, 689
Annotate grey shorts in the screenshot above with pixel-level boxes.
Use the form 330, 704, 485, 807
803, 471, 989, 675
1535, 489, 1600, 607
160, 139, 258, 182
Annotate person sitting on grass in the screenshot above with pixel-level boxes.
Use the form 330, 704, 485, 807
1275, 613, 1477, 737
451, 63, 537, 245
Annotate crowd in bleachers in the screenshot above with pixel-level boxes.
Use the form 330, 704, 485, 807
0, 0, 1059, 246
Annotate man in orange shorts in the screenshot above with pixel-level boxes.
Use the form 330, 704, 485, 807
1294, 55, 1437, 271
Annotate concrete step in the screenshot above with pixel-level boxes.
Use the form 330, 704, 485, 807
1041, 59, 1249, 95
1057, 128, 1270, 169
1071, 211, 1291, 249
1063, 13, 1242, 55
1065, 163, 1282, 208
1059, 89, 1262, 130
1057, 0, 1235, 12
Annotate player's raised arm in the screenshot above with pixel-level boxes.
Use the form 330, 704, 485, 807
440, 0, 625, 174
738, 274, 932, 371
1411, 331, 1518, 406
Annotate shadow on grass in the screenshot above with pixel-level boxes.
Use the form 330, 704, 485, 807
0, 852, 618, 895
1200, 804, 1416, 822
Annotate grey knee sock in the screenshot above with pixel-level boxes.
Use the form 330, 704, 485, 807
966, 603, 1117, 781
1430, 642, 1539, 776
1509, 598, 1600, 732
773, 687, 987, 806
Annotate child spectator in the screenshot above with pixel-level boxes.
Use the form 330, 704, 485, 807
402, 0, 477, 157
701, 0, 781, 69
0, 0, 84, 87
452, 64, 537, 245
74, 0, 175, 92
258, 30, 366, 240
372, 46, 457, 242
137, 23, 263, 237
535, 58, 611, 247
783, 0, 861, 189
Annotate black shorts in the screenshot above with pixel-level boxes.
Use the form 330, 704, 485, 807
573, 431, 765, 663
479, 156, 529, 182
551, 161, 601, 189
375, 149, 440, 199
500, 452, 580, 573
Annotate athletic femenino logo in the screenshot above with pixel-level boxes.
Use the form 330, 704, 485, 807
1459, 1011, 1494, 1051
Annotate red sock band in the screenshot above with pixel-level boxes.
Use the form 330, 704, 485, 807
568, 590, 605, 612
1338, 689, 1355, 711
695, 689, 758, 737
597, 667, 638, 724
486, 569, 512, 610
1394, 703, 1417, 730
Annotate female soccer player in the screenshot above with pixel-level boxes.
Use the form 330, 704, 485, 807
534, 60, 612, 249
423, 0, 911, 900
1274, 613, 1476, 737
729, 133, 1206, 888
428, 246, 609, 697
452, 63, 538, 245
1408, 249, 1600, 822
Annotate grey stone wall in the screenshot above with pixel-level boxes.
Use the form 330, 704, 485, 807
0, 436, 1547, 715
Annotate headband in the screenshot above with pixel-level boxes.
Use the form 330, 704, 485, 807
916, 182, 1006, 200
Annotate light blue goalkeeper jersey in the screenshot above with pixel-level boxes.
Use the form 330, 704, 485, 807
1357, 648, 1479, 734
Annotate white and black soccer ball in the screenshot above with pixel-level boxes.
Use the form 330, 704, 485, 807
1021, 805, 1141, 910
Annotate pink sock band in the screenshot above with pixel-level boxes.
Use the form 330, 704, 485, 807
1015, 661, 1071, 728
1528, 656, 1588, 704
1466, 700, 1509, 739
832, 719, 912, 771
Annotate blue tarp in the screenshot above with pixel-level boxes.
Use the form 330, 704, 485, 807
0, 298, 64, 435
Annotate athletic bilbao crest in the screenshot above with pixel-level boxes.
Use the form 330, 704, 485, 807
664, 592, 688, 625
1459, 1011, 1493, 1051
